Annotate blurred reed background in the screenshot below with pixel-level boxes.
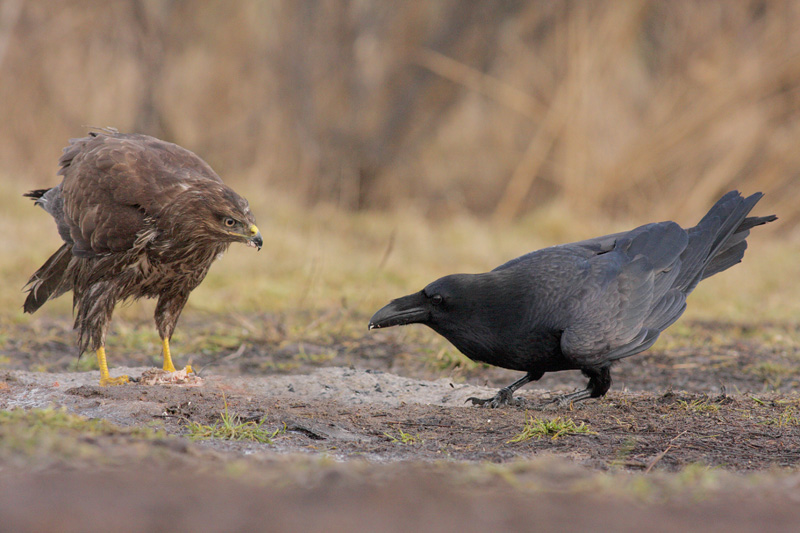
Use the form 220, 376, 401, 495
0, 0, 798, 325
1, 0, 798, 227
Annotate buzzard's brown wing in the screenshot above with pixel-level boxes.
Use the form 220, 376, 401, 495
59, 132, 223, 258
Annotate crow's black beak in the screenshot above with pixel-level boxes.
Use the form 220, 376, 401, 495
368, 291, 429, 330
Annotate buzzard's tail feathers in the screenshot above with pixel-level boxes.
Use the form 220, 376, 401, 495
23, 244, 73, 314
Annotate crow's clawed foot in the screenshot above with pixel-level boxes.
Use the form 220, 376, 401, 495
539, 399, 579, 411
529, 392, 589, 411
466, 387, 523, 408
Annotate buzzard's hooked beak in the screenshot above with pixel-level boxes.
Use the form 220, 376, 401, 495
368, 291, 429, 330
248, 225, 263, 251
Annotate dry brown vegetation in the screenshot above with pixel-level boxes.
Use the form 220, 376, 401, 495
0, 0, 798, 230
2, 3, 800, 530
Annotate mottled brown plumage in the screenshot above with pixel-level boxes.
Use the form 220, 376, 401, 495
23, 129, 262, 385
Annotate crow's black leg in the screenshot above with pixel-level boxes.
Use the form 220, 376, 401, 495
467, 371, 543, 408
551, 367, 612, 407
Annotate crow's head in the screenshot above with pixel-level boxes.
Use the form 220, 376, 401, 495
369, 272, 525, 364
368, 272, 519, 335
368, 274, 474, 330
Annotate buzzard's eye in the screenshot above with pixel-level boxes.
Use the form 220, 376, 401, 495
223, 217, 236, 228
431, 294, 444, 305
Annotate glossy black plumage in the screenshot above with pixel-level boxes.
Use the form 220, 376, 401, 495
369, 191, 776, 407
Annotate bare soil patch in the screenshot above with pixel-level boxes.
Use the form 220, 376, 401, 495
2, 318, 800, 531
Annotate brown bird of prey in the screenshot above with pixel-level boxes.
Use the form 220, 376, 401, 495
23, 129, 262, 385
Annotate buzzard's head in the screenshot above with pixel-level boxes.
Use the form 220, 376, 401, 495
173, 182, 262, 250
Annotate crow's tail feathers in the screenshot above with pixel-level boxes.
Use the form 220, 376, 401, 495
23, 244, 73, 314
676, 191, 776, 293
701, 212, 777, 280
23, 188, 50, 206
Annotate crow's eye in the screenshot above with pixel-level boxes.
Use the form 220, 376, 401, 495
223, 217, 236, 228
431, 294, 443, 305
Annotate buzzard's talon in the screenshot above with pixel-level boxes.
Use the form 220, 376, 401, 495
99, 375, 129, 386
96, 347, 127, 386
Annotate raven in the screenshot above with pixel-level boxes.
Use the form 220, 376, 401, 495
369, 191, 776, 407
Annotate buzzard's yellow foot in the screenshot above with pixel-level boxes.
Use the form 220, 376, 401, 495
99, 374, 129, 386
160, 338, 195, 377
162, 364, 194, 374
161, 338, 193, 373
96, 346, 128, 386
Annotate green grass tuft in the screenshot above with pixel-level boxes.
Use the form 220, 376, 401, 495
677, 398, 721, 414
186, 397, 283, 444
508, 413, 597, 443
383, 428, 422, 445
760, 406, 800, 428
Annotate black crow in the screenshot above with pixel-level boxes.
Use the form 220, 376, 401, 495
369, 191, 776, 407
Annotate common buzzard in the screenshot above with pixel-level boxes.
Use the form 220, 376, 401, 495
23, 129, 262, 385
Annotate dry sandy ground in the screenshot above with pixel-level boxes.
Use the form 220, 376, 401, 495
3, 358, 800, 532
2, 320, 800, 531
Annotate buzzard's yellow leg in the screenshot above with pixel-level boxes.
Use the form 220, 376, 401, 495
162, 337, 176, 372
162, 338, 193, 374
97, 346, 129, 386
